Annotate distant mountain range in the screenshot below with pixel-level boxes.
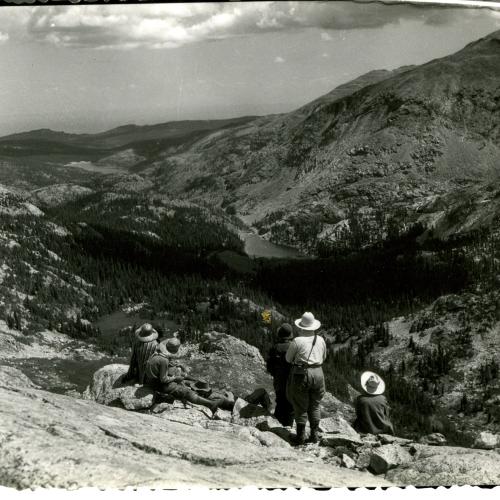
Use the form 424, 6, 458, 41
1, 29, 499, 253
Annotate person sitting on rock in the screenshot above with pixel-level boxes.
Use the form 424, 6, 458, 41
353, 371, 395, 435
286, 312, 327, 445
145, 337, 224, 416
123, 323, 159, 386
266, 323, 294, 427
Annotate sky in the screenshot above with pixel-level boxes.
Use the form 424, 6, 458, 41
0, 1, 499, 136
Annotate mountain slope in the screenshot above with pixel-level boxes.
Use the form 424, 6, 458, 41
142, 29, 500, 252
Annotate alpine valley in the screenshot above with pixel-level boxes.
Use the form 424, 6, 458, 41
1, 28, 500, 488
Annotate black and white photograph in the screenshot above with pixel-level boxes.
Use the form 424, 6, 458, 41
0, 0, 500, 490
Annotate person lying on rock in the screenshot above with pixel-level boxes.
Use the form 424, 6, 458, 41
266, 323, 294, 427
286, 312, 327, 445
145, 337, 224, 416
122, 323, 159, 386
353, 371, 395, 435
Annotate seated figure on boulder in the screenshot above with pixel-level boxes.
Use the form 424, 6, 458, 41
145, 337, 224, 416
266, 323, 294, 427
123, 323, 159, 386
353, 371, 395, 435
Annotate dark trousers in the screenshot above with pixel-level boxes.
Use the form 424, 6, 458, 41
274, 387, 294, 427
286, 367, 325, 427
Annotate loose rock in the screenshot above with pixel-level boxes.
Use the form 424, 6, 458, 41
418, 433, 447, 446
342, 454, 356, 469
473, 431, 500, 450
380, 434, 413, 445
369, 444, 413, 474
321, 433, 363, 449
320, 415, 359, 438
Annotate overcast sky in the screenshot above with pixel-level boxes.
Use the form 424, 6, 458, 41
0, 1, 499, 136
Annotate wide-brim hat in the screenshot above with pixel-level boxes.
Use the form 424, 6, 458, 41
158, 337, 181, 356
360, 371, 385, 395
186, 379, 212, 397
277, 323, 293, 340
135, 323, 159, 343
294, 312, 321, 331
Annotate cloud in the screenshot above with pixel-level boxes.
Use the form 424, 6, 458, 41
321, 31, 333, 41
0, 1, 498, 50
0, 32, 9, 43
274, 55, 285, 63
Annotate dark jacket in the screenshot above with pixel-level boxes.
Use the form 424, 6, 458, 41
124, 339, 158, 384
353, 394, 395, 435
266, 340, 292, 390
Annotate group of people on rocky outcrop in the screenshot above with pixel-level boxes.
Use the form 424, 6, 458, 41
266, 311, 394, 445
123, 323, 233, 415
123, 311, 394, 447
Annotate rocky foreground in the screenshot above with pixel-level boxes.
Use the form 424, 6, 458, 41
3, 330, 500, 489
0, 366, 389, 489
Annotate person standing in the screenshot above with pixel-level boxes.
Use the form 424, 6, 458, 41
353, 371, 394, 435
266, 323, 294, 427
286, 312, 327, 445
123, 323, 159, 386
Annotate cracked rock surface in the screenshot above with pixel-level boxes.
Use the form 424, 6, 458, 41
0, 367, 390, 489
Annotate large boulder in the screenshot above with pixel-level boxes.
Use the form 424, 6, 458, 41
369, 444, 413, 475
319, 415, 362, 449
473, 431, 500, 450
320, 391, 356, 421
82, 364, 155, 410
320, 415, 359, 438
185, 335, 273, 397
199, 331, 264, 361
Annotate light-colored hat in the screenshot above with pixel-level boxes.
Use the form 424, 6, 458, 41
158, 337, 181, 355
360, 371, 385, 395
135, 323, 158, 343
294, 312, 321, 331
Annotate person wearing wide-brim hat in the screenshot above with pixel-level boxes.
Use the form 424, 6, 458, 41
353, 371, 394, 435
123, 323, 159, 386
285, 312, 327, 445
145, 337, 224, 416
266, 323, 295, 427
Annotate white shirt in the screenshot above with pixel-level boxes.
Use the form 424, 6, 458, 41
285, 334, 327, 366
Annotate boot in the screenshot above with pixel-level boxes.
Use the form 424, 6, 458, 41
293, 424, 306, 446
208, 398, 225, 417
220, 397, 235, 412
308, 425, 320, 444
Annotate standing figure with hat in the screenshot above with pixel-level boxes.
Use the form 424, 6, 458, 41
353, 371, 394, 435
286, 312, 327, 445
266, 323, 295, 427
123, 323, 159, 386
145, 337, 224, 416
